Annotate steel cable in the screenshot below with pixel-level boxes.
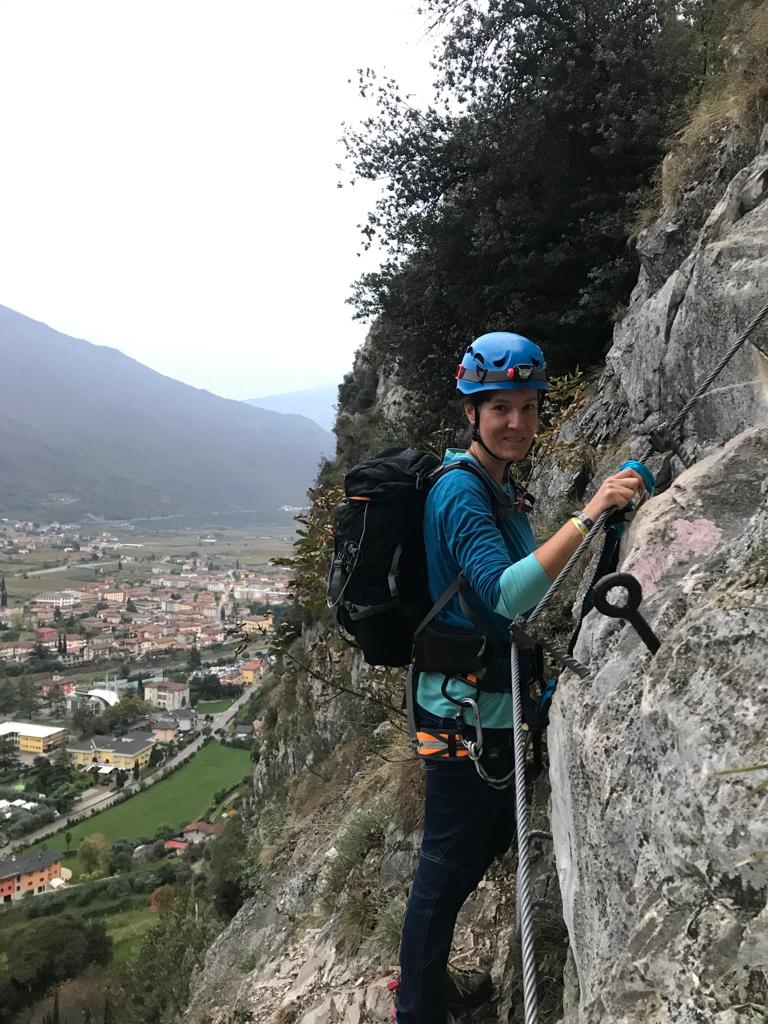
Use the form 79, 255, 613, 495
510, 639, 539, 1024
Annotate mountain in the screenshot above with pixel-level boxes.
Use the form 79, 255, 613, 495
0, 305, 334, 520
245, 384, 338, 432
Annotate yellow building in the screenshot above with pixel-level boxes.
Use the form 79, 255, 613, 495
0, 722, 68, 754
241, 659, 264, 685
68, 733, 155, 771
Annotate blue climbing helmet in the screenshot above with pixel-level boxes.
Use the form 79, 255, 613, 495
456, 332, 550, 395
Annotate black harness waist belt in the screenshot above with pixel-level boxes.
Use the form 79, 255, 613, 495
412, 621, 538, 692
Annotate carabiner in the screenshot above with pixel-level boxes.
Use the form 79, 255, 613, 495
456, 696, 483, 760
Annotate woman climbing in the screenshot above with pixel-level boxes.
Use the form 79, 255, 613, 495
394, 331, 643, 1023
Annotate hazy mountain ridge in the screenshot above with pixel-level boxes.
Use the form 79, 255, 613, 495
0, 305, 334, 519
245, 383, 338, 432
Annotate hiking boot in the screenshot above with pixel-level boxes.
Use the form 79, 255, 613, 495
387, 976, 399, 1023
443, 966, 493, 1012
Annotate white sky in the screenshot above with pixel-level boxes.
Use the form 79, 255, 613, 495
0, 1, 436, 399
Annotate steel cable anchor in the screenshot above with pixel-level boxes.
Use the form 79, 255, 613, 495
591, 572, 660, 654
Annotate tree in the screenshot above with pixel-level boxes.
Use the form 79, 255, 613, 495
132, 762, 141, 781
341, 0, 703, 443
79, 833, 111, 876
125, 598, 137, 613
0, 576, 7, 608
49, 682, 67, 718
28, 643, 54, 670
0, 735, 21, 774
127, 888, 217, 1020
53, 606, 62, 621
65, 830, 73, 852
188, 646, 202, 671
34, 755, 54, 789
16, 677, 39, 719
207, 816, 247, 919
2, 914, 111, 1015
0, 679, 17, 715
150, 883, 178, 913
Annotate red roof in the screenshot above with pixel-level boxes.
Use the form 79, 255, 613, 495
163, 840, 189, 850
183, 821, 225, 836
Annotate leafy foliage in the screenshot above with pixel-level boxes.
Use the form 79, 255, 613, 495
272, 484, 344, 626
0, 914, 111, 1022
341, 0, 706, 443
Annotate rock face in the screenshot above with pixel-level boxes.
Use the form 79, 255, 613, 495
550, 427, 768, 1022
543, 125, 768, 1024
537, 134, 768, 522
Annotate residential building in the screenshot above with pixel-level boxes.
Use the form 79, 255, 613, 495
68, 733, 155, 771
164, 840, 189, 856
151, 719, 179, 743
34, 591, 81, 608
35, 627, 60, 646
0, 850, 64, 902
40, 678, 77, 698
182, 822, 225, 843
0, 722, 68, 754
143, 680, 190, 711
0, 640, 34, 662
170, 708, 197, 733
241, 659, 264, 685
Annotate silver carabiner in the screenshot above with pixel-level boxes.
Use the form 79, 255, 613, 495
457, 696, 483, 760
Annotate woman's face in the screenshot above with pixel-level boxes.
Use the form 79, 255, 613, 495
466, 388, 539, 462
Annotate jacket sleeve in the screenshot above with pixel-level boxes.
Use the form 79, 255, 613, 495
431, 472, 551, 618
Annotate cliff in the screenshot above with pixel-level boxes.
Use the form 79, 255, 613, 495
544, 134, 768, 1021
184, 126, 768, 1024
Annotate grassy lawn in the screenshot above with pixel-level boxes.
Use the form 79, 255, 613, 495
24, 743, 250, 876
196, 698, 232, 714
105, 904, 158, 962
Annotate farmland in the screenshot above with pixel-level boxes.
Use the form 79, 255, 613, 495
24, 742, 251, 877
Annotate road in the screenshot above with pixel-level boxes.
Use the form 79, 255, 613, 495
6, 688, 253, 852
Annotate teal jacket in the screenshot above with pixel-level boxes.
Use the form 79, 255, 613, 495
417, 450, 551, 727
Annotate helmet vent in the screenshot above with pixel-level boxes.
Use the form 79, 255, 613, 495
473, 352, 485, 364
492, 357, 505, 367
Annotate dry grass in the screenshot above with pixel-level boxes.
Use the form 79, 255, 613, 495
273, 1003, 299, 1024
663, 2, 768, 207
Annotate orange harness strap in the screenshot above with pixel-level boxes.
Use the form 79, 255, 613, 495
415, 728, 470, 760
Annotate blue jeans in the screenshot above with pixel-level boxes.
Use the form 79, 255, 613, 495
397, 710, 516, 1024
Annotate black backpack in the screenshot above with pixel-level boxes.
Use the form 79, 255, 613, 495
326, 448, 498, 666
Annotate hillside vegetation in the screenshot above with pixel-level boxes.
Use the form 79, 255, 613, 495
333, 0, 768, 461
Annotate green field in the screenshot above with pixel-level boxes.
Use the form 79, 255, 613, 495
106, 904, 157, 962
25, 743, 250, 873
196, 699, 232, 714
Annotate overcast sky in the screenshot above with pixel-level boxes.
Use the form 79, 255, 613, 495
0, 1, 436, 399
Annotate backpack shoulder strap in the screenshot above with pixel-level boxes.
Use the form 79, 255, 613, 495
417, 460, 504, 640
430, 459, 502, 520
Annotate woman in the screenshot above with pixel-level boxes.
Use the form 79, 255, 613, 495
395, 332, 642, 1023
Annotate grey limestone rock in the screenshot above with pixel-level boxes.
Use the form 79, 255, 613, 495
549, 427, 768, 1023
